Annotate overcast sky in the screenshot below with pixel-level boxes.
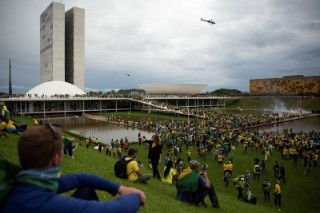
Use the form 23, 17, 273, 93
0, 0, 319, 94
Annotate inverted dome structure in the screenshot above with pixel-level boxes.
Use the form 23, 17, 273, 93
25, 81, 86, 97
140, 83, 207, 95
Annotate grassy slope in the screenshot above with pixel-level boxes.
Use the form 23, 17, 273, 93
1, 117, 320, 213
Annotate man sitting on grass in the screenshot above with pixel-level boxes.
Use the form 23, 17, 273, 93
126, 148, 152, 184
1, 124, 146, 213
176, 160, 220, 208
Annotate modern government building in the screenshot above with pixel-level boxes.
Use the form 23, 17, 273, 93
1, 2, 226, 117
1, 2, 319, 117
40, 1, 85, 91
250, 75, 320, 95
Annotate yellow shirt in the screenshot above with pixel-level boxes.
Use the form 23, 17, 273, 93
118, 147, 122, 153
162, 167, 177, 184
7, 120, 15, 129
33, 119, 39, 125
223, 164, 228, 171
265, 151, 270, 157
237, 180, 244, 188
0, 121, 7, 130
126, 157, 139, 182
253, 164, 260, 174
274, 183, 281, 194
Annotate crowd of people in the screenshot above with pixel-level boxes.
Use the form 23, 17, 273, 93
1, 124, 146, 213
1, 100, 319, 212
57, 107, 320, 211
113, 108, 318, 211
0, 102, 27, 135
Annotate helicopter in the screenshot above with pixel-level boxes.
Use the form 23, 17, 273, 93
201, 18, 215, 25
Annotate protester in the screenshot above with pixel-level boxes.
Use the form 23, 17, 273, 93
274, 160, 280, 178
274, 180, 282, 211
278, 164, 286, 183
253, 163, 261, 180
217, 152, 223, 165
162, 160, 178, 184
223, 162, 228, 175
243, 184, 257, 205
126, 148, 152, 184
1, 124, 146, 213
33, 118, 39, 125
262, 179, 271, 202
176, 160, 220, 208
222, 171, 231, 187
227, 161, 233, 176
292, 151, 298, 167
245, 170, 251, 183
63, 135, 76, 159
233, 175, 245, 201
147, 135, 162, 179
138, 132, 142, 145
0, 102, 27, 134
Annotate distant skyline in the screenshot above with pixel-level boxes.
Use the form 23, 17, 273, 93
0, 0, 320, 94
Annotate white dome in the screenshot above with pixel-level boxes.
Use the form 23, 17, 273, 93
25, 81, 86, 97
139, 83, 207, 95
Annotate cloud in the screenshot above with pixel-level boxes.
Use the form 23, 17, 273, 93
0, 0, 319, 94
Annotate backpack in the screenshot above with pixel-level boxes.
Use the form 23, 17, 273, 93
114, 158, 134, 179
255, 166, 261, 173
0, 157, 21, 206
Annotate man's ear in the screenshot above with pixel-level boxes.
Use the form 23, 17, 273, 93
50, 153, 61, 166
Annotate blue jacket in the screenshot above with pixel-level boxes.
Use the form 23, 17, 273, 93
1, 173, 141, 213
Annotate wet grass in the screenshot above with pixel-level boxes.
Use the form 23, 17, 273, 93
0, 118, 320, 213
1, 116, 320, 213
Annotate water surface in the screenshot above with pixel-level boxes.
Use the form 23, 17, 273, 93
50, 113, 320, 144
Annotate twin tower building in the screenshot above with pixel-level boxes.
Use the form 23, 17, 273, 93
40, 2, 85, 90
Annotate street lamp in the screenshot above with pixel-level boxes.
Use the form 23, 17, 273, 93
188, 98, 190, 126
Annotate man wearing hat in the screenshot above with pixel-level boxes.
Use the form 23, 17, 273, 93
126, 148, 151, 184
175, 160, 220, 208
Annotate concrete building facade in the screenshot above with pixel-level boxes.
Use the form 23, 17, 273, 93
250, 75, 320, 95
65, 7, 85, 90
40, 2, 65, 83
40, 2, 85, 90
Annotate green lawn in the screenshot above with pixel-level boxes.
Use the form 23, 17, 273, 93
226, 98, 320, 111
1, 117, 320, 213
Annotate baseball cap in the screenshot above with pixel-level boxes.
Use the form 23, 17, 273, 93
189, 160, 200, 170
